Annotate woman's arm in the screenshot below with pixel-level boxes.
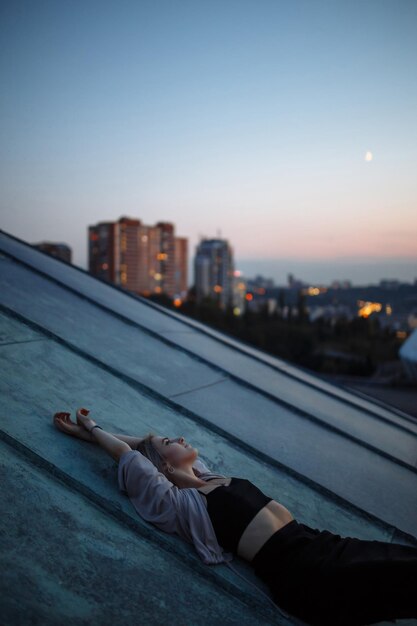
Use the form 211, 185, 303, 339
76, 409, 131, 461
108, 433, 144, 448
53, 411, 131, 462
85, 430, 144, 450
87, 423, 131, 462
77, 408, 145, 448
70, 428, 143, 448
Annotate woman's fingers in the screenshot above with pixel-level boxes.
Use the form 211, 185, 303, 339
53, 411, 78, 435
53, 412, 65, 424
54, 415, 68, 432
54, 412, 70, 421
76, 407, 93, 430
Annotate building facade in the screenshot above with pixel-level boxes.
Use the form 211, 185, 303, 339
174, 236, 188, 299
194, 238, 234, 310
88, 216, 187, 299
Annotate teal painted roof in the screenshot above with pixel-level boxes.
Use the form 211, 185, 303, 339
1, 228, 416, 626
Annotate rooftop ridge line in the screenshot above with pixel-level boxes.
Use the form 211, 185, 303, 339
169, 375, 417, 458
0, 228, 415, 431
1, 225, 413, 430
1, 301, 416, 544
155, 305, 417, 426
1, 249, 417, 456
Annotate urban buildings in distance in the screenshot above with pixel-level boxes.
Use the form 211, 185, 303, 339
87, 216, 417, 340
89, 220, 245, 313
88, 216, 188, 301
89, 220, 243, 313
194, 237, 237, 310
33, 241, 72, 263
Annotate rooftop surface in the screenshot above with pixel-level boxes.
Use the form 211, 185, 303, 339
1, 228, 416, 626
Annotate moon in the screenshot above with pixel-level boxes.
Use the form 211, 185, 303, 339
365, 151, 373, 162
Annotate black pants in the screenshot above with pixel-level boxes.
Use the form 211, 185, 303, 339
251, 519, 417, 626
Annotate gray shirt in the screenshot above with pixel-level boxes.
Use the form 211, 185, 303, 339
118, 450, 292, 619
118, 449, 233, 565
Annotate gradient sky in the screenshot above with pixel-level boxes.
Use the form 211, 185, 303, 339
1, 0, 416, 285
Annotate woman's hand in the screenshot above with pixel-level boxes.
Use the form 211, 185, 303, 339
76, 407, 97, 432
53, 411, 93, 442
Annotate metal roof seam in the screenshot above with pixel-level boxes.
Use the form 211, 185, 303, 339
0, 274, 416, 479
1, 228, 413, 428
1, 250, 416, 457
131, 298, 417, 427
0, 302, 415, 546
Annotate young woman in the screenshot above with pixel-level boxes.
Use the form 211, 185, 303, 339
53, 408, 417, 626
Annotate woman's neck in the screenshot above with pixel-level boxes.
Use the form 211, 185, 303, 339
171, 464, 207, 489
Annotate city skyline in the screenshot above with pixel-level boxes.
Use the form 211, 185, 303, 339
27, 221, 417, 286
1, 1, 416, 284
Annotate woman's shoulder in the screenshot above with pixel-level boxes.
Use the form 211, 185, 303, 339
192, 457, 227, 480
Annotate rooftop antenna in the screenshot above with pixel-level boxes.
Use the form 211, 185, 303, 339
217, 228, 222, 239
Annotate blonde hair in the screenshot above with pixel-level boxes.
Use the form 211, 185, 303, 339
136, 432, 170, 476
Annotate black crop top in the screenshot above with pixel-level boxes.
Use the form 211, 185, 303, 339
198, 477, 273, 554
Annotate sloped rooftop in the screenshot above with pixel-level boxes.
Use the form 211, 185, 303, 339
1, 228, 416, 626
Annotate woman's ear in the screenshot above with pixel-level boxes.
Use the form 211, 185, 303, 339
161, 461, 175, 475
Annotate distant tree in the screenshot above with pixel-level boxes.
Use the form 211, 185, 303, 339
148, 293, 172, 308
296, 289, 308, 322
259, 300, 269, 321
187, 284, 197, 304
278, 289, 286, 317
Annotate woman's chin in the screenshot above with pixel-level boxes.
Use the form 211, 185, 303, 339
184, 448, 198, 464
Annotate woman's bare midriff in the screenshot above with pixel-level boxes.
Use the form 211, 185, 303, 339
197, 477, 295, 562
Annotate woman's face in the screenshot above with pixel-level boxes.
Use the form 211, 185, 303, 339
152, 435, 198, 469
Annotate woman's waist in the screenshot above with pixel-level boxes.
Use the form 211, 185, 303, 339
237, 500, 295, 562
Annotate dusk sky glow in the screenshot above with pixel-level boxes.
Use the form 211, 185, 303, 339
1, 0, 416, 285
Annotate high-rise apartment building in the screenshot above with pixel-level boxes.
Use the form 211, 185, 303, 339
119, 216, 141, 292
156, 221, 176, 297
88, 221, 119, 283
174, 236, 188, 298
88, 216, 187, 299
194, 238, 234, 309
